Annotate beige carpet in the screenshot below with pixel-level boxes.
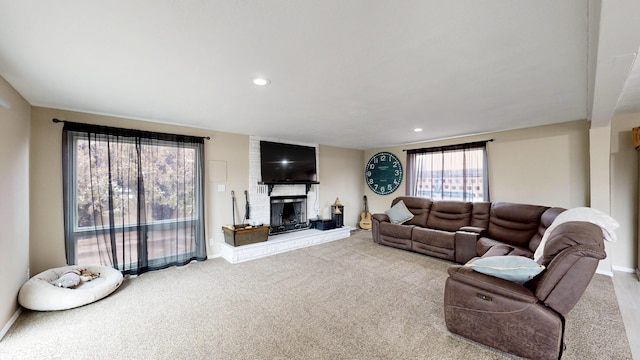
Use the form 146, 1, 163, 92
0, 231, 632, 359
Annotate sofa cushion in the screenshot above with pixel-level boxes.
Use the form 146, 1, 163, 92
477, 237, 533, 258
465, 256, 545, 283
391, 196, 432, 226
529, 207, 565, 253
426, 201, 472, 232
379, 221, 414, 239
412, 227, 455, 249
486, 202, 549, 247
469, 201, 491, 228
385, 200, 414, 224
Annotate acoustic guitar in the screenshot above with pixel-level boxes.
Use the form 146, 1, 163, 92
359, 195, 372, 230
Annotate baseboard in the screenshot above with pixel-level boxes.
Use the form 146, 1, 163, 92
611, 265, 637, 274
0, 307, 22, 342
596, 268, 614, 277
636, 268, 640, 281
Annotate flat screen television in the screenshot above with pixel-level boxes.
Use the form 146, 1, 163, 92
260, 141, 318, 183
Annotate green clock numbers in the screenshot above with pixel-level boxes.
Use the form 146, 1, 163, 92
365, 152, 403, 195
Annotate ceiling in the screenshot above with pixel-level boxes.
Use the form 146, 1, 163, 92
0, 1, 639, 150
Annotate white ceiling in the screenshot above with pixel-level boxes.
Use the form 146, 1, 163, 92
0, 1, 639, 150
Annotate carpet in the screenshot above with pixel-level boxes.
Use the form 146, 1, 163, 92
0, 231, 632, 359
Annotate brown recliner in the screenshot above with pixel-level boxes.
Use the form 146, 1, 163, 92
444, 221, 606, 360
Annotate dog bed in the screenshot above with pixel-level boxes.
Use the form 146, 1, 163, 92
18, 265, 123, 311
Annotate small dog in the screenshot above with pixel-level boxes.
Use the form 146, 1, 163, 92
51, 268, 100, 288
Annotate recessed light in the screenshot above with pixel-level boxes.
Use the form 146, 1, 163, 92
414, 128, 423, 132
252, 77, 270, 86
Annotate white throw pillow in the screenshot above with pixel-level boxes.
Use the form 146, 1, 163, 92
385, 200, 414, 224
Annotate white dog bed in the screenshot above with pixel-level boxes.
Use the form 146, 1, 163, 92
18, 265, 123, 311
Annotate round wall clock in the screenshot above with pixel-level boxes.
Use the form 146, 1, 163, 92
365, 152, 403, 195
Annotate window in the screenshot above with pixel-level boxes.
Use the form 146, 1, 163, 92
62, 121, 207, 275
406, 141, 489, 202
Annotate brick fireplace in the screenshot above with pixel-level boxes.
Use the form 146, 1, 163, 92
219, 136, 350, 263
248, 136, 319, 231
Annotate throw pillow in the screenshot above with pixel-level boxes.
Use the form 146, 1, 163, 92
464, 256, 545, 283
385, 200, 414, 224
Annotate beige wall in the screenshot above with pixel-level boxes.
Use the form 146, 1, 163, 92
364, 120, 591, 214
0, 77, 30, 334
590, 125, 613, 274
610, 112, 640, 271
318, 145, 365, 227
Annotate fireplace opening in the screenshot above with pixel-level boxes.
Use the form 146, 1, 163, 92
270, 195, 310, 234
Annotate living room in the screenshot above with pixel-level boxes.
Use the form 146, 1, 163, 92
1, 1, 640, 358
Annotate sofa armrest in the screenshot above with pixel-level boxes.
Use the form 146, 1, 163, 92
447, 265, 538, 303
372, 213, 390, 223
454, 230, 480, 264
371, 213, 390, 244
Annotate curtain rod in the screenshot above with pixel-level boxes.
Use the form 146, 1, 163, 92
402, 139, 493, 152
52, 118, 211, 140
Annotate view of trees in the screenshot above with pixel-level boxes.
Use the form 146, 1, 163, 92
75, 136, 197, 229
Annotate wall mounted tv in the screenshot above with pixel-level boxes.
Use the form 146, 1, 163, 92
260, 141, 318, 184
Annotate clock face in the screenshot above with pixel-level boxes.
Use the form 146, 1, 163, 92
365, 152, 403, 195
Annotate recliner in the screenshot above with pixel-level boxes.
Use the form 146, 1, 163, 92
443, 221, 606, 359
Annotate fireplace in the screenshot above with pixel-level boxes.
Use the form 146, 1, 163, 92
269, 195, 310, 234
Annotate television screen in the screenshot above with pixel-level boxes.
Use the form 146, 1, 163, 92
260, 141, 317, 183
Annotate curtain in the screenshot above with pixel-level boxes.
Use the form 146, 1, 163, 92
62, 121, 207, 275
406, 141, 489, 202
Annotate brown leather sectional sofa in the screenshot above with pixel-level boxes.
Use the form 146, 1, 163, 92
371, 196, 565, 264
372, 196, 608, 359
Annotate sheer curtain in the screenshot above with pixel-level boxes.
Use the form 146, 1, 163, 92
62, 121, 207, 275
406, 141, 489, 202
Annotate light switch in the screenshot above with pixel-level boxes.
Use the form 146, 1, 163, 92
217, 184, 226, 192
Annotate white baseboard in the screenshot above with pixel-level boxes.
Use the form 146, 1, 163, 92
0, 307, 22, 342
596, 268, 614, 277
611, 265, 637, 274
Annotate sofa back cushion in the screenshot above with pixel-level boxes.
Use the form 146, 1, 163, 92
391, 196, 432, 226
528, 207, 565, 253
486, 202, 549, 247
469, 202, 491, 228
426, 201, 472, 231
532, 221, 606, 315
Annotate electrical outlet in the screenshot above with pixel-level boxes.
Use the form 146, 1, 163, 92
26, 268, 30, 279
209, 237, 215, 246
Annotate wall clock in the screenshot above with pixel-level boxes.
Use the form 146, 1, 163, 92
365, 152, 403, 195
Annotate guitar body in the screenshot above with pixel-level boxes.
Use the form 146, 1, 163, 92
359, 195, 372, 230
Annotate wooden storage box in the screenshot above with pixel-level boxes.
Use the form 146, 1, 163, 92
223, 225, 269, 247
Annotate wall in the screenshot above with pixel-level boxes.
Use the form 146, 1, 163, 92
0, 77, 30, 337
610, 112, 640, 272
318, 144, 364, 227
364, 120, 591, 214
29, 107, 365, 275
